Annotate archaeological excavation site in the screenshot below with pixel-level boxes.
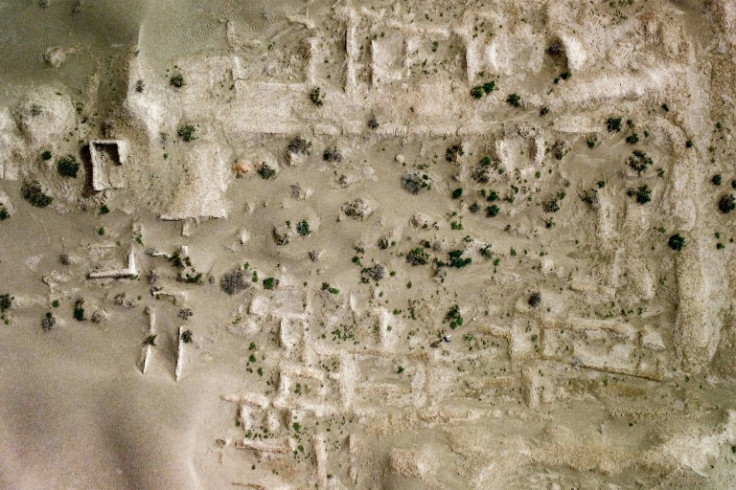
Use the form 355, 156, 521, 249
2, 0, 736, 488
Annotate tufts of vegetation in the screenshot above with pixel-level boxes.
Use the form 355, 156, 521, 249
57, 155, 80, 178
547, 40, 564, 56
445, 144, 464, 163
625, 133, 640, 145
452, 188, 463, 199
296, 220, 311, 236
0, 294, 12, 312
445, 305, 464, 329
42, 150, 52, 161
361, 264, 386, 283
0, 203, 9, 221
627, 150, 653, 174
540, 106, 549, 116
321, 282, 340, 295
718, 194, 735, 214
220, 268, 250, 295
486, 204, 500, 217
257, 163, 276, 180
169, 73, 184, 88
42, 312, 56, 332
145, 334, 157, 346
401, 172, 431, 194
263, 277, 276, 290
668, 233, 686, 251
587, 137, 597, 148
309, 87, 324, 106
288, 137, 311, 155
506, 93, 521, 107
437, 249, 472, 269
21, 180, 53, 208
712, 174, 723, 186
367, 115, 379, 129
528, 292, 541, 308
73, 299, 85, 321
177, 124, 196, 142
607, 117, 622, 132
181, 329, 193, 343
633, 185, 651, 204
406, 247, 430, 266
470, 86, 485, 99
323, 146, 342, 163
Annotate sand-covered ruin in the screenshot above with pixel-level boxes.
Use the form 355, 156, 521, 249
2, 0, 736, 488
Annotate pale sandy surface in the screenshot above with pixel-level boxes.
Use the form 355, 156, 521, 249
2, 0, 736, 488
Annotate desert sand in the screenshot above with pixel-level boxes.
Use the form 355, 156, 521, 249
2, 0, 736, 488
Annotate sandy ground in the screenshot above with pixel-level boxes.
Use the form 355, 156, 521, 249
2, 0, 736, 488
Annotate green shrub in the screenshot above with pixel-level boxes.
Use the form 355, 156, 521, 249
627, 150, 653, 174
177, 124, 196, 142
445, 144, 464, 163
625, 133, 640, 145
57, 155, 80, 178
0, 294, 12, 312
712, 174, 723, 186
181, 329, 193, 343
668, 233, 686, 251
0, 204, 8, 221
263, 277, 276, 290
296, 220, 311, 236
21, 180, 53, 208
170, 73, 184, 88
470, 86, 485, 99
606, 117, 622, 132
309, 87, 324, 106
452, 188, 463, 199
257, 164, 276, 180
486, 204, 500, 217
634, 185, 651, 204
506, 93, 521, 107
42, 150, 52, 161
718, 194, 735, 214
406, 247, 430, 266
73, 299, 85, 321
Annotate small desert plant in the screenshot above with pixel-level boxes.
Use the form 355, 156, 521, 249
445, 305, 464, 329
627, 150, 653, 174
288, 137, 311, 155
625, 133, 640, 145
41, 150, 52, 161
668, 233, 686, 251
401, 172, 431, 194
42, 312, 56, 332
181, 329, 193, 343
177, 124, 196, 142
506, 93, 521, 107
367, 115, 379, 129
144, 334, 157, 346
452, 188, 463, 199
718, 194, 735, 214
406, 247, 430, 266
323, 147, 342, 163
634, 185, 651, 204
73, 299, 85, 321
0, 294, 12, 312
0, 203, 9, 221
57, 155, 80, 178
547, 40, 564, 56
528, 292, 541, 307
170, 73, 184, 88
445, 144, 464, 163
309, 87, 324, 106
361, 264, 386, 282
21, 180, 53, 207
607, 117, 622, 132
257, 163, 276, 180
296, 220, 311, 236
220, 268, 249, 295
263, 277, 276, 290
712, 174, 723, 186
470, 86, 485, 99
486, 204, 500, 217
